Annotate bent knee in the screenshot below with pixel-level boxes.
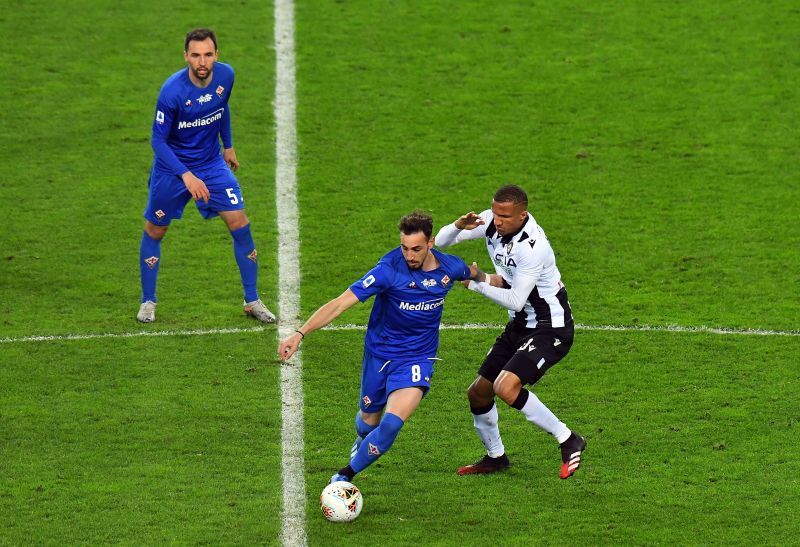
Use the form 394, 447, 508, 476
144, 222, 168, 240
493, 377, 521, 406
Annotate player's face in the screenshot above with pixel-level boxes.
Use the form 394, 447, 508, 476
491, 200, 528, 236
184, 38, 218, 83
400, 231, 433, 270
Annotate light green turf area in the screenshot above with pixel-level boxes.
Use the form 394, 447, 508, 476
1, 0, 798, 545
303, 330, 799, 545
0, 335, 283, 544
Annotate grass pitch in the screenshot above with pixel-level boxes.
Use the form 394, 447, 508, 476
1, 0, 798, 545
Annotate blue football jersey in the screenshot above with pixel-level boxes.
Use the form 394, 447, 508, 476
349, 247, 471, 360
150, 62, 235, 176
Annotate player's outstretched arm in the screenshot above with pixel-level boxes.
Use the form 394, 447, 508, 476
278, 288, 360, 360
435, 211, 486, 248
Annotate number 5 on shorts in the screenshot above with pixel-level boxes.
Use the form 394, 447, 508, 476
226, 188, 239, 204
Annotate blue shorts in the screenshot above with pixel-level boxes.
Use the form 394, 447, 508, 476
143, 159, 244, 225
359, 352, 436, 413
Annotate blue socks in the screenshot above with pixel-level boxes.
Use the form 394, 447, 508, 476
356, 412, 378, 438
350, 412, 405, 474
230, 224, 259, 302
139, 231, 161, 303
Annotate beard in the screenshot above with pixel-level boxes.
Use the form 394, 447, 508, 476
192, 66, 210, 81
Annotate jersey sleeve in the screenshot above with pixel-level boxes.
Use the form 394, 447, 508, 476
466, 239, 544, 311
450, 256, 472, 281
220, 73, 234, 149
348, 262, 395, 302
434, 210, 491, 248
151, 91, 189, 176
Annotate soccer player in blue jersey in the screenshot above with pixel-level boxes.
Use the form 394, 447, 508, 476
136, 28, 275, 323
278, 211, 482, 484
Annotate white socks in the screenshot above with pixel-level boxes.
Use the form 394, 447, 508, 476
518, 390, 571, 444
472, 403, 506, 458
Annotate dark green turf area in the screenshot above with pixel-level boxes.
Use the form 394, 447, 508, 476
294, 0, 799, 331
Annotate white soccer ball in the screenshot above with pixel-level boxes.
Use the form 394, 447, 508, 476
320, 481, 363, 522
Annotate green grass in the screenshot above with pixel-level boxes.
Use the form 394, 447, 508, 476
1, 0, 799, 544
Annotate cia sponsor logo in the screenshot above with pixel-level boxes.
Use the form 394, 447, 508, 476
422, 278, 436, 287
398, 298, 444, 311
155, 110, 165, 124
177, 108, 224, 129
362, 395, 371, 408
216, 85, 225, 97
197, 93, 213, 104
247, 249, 258, 262
494, 254, 517, 268
362, 274, 375, 288
144, 256, 159, 269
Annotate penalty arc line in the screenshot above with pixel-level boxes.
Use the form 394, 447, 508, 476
274, 1, 306, 546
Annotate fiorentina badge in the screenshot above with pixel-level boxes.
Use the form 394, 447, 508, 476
216, 85, 225, 97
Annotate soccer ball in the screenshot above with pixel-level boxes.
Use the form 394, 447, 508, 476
320, 481, 363, 522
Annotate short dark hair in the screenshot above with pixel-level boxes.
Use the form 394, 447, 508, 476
185, 28, 217, 51
493, 184, 528, 208
398, 210, 434, 240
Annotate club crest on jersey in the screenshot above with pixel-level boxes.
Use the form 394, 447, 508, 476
422, 278, 437, 288
155, 209, 166, 219
505, 242, 514, 254
362, 395, 371, 408
216, 85, 225, 97
247, 249, 258, 262
368, 443, 381, 456
197, 93, 213, 104
440, 275, 451, 287
144, 256, 159, 269
185, 99, 192, 107
407, 281, 417, 289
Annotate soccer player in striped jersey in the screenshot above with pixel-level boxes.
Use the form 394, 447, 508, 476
279, 211, 481, 485
435, 185, 586, 479
136, 28, 275, 324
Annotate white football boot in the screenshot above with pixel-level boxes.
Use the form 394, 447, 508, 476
244, 299, 277, 323
137, 301, 157, 323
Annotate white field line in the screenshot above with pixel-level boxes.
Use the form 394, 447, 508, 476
2, 323, 797, 345
274, 0, 306, 545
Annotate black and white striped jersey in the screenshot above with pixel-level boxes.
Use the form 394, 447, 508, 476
435, 209, 573, 329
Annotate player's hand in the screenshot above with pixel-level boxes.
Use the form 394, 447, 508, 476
279, 332, 303, 361
181, 172, 210, 203
223, 148, 239, 172
468, 261, 487, 283
454, 212, 485, 231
